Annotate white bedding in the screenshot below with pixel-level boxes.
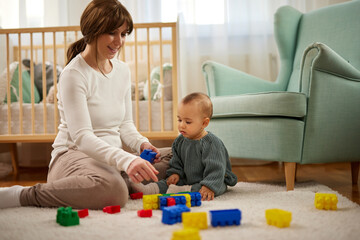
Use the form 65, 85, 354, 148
0, 101, 174, 135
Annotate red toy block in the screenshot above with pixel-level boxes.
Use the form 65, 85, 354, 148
167, 197, 176, 207
77, 209, 89, 218
137, 209, 152, 218
130, 192, 143, 199
103, 205, 121, 214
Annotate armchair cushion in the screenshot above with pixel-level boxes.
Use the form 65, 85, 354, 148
212, 92, 306, 119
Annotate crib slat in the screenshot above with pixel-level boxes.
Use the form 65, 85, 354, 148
6, 33, 12, 135
134, 28, 140, 130
146, 27, 152, 132
18, 33, 24, 134
30, 32, 36, 134
159, 27, 164, 132
171, 25, 178, 134
42, 32, 48, 134
53, 32, 59, 134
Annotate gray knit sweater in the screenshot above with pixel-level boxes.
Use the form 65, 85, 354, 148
157, 132, 237, 196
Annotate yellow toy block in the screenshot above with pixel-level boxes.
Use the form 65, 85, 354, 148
265, 209, 292, 228
314, 193, 338, 210
143, 194, 162, 210
171, 228, 201, 240
182, 212, 208, 229
171, 194, 191, 208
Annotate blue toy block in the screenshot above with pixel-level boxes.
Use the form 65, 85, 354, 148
162, 205, 190, 225
140, 149, 157, 163
178, 192, 202, 207
159, 196, 186, 209
210, 209, 241, 227
188, 192, 202, 207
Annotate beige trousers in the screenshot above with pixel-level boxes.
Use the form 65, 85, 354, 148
19, 148, 171, 209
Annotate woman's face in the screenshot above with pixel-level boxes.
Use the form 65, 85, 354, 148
96, 23, 128, 60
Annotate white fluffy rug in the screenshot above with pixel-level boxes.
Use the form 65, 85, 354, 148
0, 182, 359, 240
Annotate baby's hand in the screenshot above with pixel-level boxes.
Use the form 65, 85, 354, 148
199, 186, 214, 201
166, 174, 179, 185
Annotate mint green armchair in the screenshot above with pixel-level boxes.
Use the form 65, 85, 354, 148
201, 1, 360, 190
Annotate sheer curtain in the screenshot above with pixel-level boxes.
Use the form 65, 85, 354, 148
0, 0, 350, 98
122, 0, 350, 98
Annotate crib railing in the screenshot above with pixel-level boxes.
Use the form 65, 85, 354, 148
0, 22, 178, 143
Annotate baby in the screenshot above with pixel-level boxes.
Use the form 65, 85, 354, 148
132, 92, 237, 200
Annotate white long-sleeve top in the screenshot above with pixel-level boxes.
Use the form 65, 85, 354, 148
50, 54, 148, 172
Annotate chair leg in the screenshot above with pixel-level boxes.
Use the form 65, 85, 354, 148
351, 162, 359, 185
284, 162, 296, 191
10, 143, 19, 176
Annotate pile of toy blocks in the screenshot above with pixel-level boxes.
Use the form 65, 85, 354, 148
138, 191, 242, 239
137, 191, 339, 239
56, 190, 338, 238
56, 205, 121, 227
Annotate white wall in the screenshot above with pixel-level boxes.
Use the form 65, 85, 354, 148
66, 0, 91, 26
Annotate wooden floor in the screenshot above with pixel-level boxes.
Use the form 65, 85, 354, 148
0, 162, 359, 205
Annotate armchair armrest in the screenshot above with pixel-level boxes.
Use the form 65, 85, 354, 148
299, 43, 360, 163
300, 42, 360, 95
202, 61, 282, 97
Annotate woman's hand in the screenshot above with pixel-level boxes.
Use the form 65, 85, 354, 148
166, 174, 180, 185
140, 142, 161, 163
199, 186, 215, 201
127, 157, 159, 183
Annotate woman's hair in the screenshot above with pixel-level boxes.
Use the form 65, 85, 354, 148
182, 92, 213, 119
66, 0, 133, 65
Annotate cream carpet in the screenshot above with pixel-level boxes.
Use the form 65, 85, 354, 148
0, 182, 359, 240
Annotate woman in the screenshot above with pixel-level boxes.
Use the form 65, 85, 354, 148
0, 0, 169, 209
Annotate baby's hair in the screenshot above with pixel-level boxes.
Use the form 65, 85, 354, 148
181, 92, 213, 119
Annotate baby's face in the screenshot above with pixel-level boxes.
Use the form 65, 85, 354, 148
177, 102, 206, 140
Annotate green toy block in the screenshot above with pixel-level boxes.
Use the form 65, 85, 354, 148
56, 207, 80, 226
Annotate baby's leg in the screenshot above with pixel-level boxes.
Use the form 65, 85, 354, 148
153, 147, 172, 180
131, 181, 161, 195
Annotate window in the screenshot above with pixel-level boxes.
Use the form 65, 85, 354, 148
160, 0, 225, 24
0, 0, 44, 28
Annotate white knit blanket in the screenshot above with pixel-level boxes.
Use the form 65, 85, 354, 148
0, 181, 359, 240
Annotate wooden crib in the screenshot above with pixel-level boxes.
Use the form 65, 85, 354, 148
0, 22, 179, 174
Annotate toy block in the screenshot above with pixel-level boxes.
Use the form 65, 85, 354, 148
130, 192, 143, 199
143, 194, 162, 210
265, 209, 292, 228
137, 209, 152, 218
162, 205, 190, 225
103, 205, 121, 214
77, 209, 89, 218
159, 196, 186, 209
167, 197, 176, 207
314, 193, 338, 210
182, 212, 208, 229
171, 193, 191, 208
140, 149, 157, 163
188, 192, 202, 207
171, 228, 201, 240
178, 192, 202, 207
210, 209, 241, 227
56, 207, 80, 227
